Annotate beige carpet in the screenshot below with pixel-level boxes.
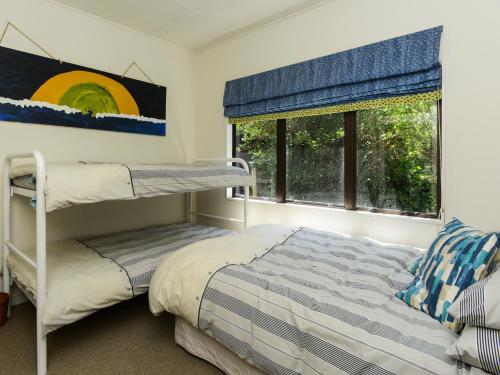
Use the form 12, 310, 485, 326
0, 295, 223, 375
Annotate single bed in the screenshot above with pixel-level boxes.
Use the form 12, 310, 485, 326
10, 161, 252, 211
149, 224, 487, 375
9, 222, 234, 334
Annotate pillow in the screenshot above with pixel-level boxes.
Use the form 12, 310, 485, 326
447, 325, 500, 375
408, 238, 500, 275
406, 254, 423, 275
396, 218, 499, 332
496, 232, 500, 262
408, 241, 499, 276
448, 263, 500, 329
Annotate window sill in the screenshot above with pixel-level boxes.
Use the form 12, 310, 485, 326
226, 196, 443, 225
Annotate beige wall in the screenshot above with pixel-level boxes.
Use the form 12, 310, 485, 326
194, 0, 500, 248
2, 0, 500, 293
0, 0, 197, 292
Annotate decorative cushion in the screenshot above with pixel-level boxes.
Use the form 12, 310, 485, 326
406, 254, 423, 275
408, 252, 499, 276
447, 325, 500, 375
396, 218, 499, 332
449, 263, 500, 329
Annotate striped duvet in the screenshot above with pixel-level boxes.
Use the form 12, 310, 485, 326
149, 225, 487, 375
80, 223, 234, 295
127, 163, 251, 198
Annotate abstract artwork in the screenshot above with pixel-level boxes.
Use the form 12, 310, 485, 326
0, 46, 166, 135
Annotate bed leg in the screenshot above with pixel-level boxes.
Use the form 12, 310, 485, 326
243, 186, 249, 230
3, 155, 12, 317
189, 192, 195, 224
2, 267, 10, 317
37, 324, 47, 375
34, 150, 47, 375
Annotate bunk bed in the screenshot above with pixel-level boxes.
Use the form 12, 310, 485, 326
2, 151, 251, 375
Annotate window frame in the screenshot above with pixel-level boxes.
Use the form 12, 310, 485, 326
232, 100, 442, 219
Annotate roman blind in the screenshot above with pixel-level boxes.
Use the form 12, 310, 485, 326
224, 26, 442, 123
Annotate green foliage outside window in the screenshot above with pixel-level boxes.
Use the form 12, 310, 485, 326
357, 101, 438, 213
286, 114, 344, 204
234, 120, 276, 198
234, 100, 439, 215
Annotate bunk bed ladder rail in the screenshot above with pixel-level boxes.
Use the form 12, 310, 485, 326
190, 158, 249, 230
3, 151, 47, 375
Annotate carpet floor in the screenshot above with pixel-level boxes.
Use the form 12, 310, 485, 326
0, 295, 223, 374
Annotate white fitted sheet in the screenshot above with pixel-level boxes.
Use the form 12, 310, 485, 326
8, 239, 132, 334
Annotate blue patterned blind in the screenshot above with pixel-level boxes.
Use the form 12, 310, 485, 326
223, 26, 443, 120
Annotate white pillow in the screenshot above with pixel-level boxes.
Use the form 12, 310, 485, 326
447, 325, 500, 375
448, 263, 500, 329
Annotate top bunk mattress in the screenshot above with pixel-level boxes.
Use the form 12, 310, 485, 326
10, 161, 252, 212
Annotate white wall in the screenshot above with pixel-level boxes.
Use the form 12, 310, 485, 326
2, 0, 500, 290
194, 0, 500, 248
0, 0, 197, 292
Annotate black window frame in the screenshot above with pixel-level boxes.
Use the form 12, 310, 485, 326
232, 100, 442, 219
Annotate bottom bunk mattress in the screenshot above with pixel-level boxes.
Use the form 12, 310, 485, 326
150, 225, 487, 375
8, 222, 233, 333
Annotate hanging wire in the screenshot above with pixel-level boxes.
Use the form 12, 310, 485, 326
122, 61, 160, 87
0, 21, 62, 63
0, 21, 160, 86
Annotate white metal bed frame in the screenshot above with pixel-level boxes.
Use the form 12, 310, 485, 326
2, 151, 250, 375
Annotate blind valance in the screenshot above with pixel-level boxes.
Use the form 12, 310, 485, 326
224, 26, 442, 123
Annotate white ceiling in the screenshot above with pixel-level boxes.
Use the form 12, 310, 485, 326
50, 0, 331, 51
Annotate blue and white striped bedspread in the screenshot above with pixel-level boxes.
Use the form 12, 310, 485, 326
128, 163, 251, 198
198, 227, 483, 375
80, 223, 234, 295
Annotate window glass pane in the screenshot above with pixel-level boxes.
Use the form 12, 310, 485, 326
286, 113, 344, 205
234, 121, 276, 199
356, 101, 439, 214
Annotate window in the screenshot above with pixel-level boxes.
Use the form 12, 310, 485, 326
233, 120, 276, 199
286, 114, 344, 206
233, 100, 441, 217
356, 102, 439, 214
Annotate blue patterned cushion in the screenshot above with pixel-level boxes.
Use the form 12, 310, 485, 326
396, 218, 499, 332
406, 255, 423, 275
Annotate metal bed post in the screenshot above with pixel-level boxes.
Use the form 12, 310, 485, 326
2, 151, 47, 375
2, 154, 12, 316
189, 192, 195, 224
243, 185, 249, 230
34, 151, 47, 375
192, 158, 249, 230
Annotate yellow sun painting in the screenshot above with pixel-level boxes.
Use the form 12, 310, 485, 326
31, 70, 140, 116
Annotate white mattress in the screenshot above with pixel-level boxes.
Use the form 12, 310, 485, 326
175, 317, 264, 375
8, 223, 233, 334
10, 161, 251, 212
9, 239, 132, 334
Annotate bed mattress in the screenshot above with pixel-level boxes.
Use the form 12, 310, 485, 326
8, 222, 234, 333
10, 161, 251, 211
12, 174, 36, 190
175, 316, 264, 375
150, 225, 486, 375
